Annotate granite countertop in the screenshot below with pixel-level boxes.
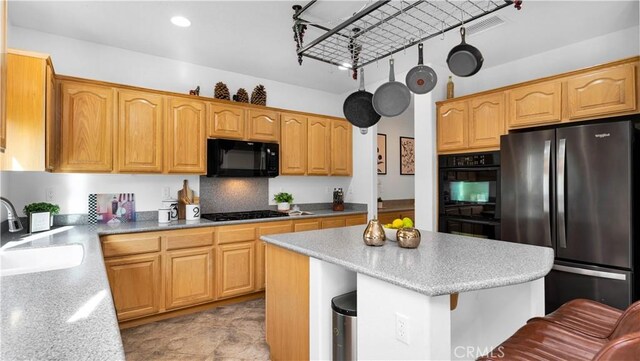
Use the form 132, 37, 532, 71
261, 226, 554, 297
0, 208, 366, 360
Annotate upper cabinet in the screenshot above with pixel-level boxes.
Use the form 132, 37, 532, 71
507, 81, 562, 129
437, 100, 468, 152
330, 119, 352, 176
307, 117, 331, 175
566, 63, 637, 120
207, 103, 245, 140
1, 50, 54, 171
58, 80, 115, 172
248, 109, 279, 142
437, 57, 639, 154
165, 97, 206, 174
117, 90, 164, 173
280, 113, 308, 175
469, 93, 505, 149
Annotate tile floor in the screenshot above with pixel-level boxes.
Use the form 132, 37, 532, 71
120, 298, 270, 361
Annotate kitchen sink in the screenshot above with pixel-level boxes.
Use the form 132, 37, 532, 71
0, 244, 84, 277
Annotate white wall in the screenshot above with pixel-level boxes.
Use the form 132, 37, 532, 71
6, 26, 375, 213
377, 98, 415, 201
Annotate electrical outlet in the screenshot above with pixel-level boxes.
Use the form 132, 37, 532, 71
162, 187, 171, 200
45, 187, 55, 202
396, 313, 410, 344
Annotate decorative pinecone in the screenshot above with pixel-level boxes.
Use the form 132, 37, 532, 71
251, 85, 267, 106
234, 88, 249, 103
214, 82, 230, 100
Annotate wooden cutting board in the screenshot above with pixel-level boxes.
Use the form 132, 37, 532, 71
177, 179, 194, 219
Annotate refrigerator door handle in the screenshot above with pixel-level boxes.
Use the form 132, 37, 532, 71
552, 265, 627, 281
543, 140, 552, 247
557, 138, 567, 249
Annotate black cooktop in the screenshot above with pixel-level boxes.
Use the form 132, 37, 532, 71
201, 210, 288, 222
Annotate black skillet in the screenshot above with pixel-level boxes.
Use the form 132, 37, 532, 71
447, 27, 484, 77
343, 68, 381, 130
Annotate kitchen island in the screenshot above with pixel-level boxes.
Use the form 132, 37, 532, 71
261, 225, 554, 360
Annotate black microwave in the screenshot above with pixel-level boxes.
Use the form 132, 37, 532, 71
207, 139, 279, 177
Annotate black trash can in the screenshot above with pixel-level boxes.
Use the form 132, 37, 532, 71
331, 291, 357, 361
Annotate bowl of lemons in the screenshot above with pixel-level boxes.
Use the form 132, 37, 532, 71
383, 217, 414, 241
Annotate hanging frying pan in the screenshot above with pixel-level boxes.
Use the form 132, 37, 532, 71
343, 68, 381, 129
447, 27, 483, 77
372, 58, 411, 117
406, 43, 438, 94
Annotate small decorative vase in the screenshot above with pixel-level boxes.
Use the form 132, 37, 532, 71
277, 202, 290, 211
397, 228, 421, 249
363, 219, 386, 247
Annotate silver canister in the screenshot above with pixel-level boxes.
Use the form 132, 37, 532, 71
162, 199, 179, 221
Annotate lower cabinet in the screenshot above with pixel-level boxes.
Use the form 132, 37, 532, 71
293, 219, 321, 232
104, 253, 161, 321
378, 210, 415, 225
216, 242, 255, 299
165, 247, 215, 310
321, 217, 346, 229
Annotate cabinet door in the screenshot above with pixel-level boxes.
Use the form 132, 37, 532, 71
105, 254, 161, 321
321, 217, 346, 229
165, 97, 206, 173
307, 117, 331, 175
469, 93, 505, 149
294, 219, 321, 232
437, 101, 468, 152
217, 242, 255, 299
117, 90, 164, 173
59, 81, 115, 172
566, 64, 637, 120
45, 64, 56, 171
165, 247, 215, 310
207, 103, 245, 140
248, 109, 279, 142
280, 113, 307, 175
256, 221, 293, 291
331, 119, 353, 176
507, 81, 562, 128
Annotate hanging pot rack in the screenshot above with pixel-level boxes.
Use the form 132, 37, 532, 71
293, 0, 521, 74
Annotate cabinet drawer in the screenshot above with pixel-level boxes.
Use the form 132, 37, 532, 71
166, 229, 214, 250
102, 234, 161, 257
321, 218, 346, 229
257, 221, 293, 236
216, 225, 256, 244
345, 214, 367, 226
294, 219, 321, 232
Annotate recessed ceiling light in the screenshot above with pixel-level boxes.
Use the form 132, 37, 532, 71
171, 16, 191, 27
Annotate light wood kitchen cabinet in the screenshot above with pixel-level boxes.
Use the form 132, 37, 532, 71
248, 109, 279, 142
378, 210, 415, 225
437, 100, 468, 152
207, 103, 245, 140
255, 221, 293, 291
566, 63, 637, 120
330, 119, 353, 176
165, 96, 206, 173
45, 64, 56, 171
345, 214, 367, 226
469, 93, 505, 149
117, 90, 164, 173
293, 218, 321, 232
307, 117, 331, 175
165, 247, 215, 309
0, 0, 6, 153
216, 242, 255, 299
507, 81, 562, 128
58, 80, 115, 172
1, 50, 53, 171
321, 217, 346, 229
105, 253, 162, 321
280, 113, 308, 175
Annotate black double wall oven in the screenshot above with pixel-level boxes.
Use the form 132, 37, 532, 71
438, 152, 500, 240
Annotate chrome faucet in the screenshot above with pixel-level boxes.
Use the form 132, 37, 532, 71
1, 197, 24, 232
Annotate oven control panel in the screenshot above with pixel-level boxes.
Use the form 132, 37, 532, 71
439, 152, 500, 168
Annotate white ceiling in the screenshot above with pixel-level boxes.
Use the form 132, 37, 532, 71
8, 1, 640, 94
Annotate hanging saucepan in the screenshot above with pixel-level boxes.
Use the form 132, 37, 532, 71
343, 68, 381, 130
447, 27, 483, 77
406, 43, 437, 94
373, 58, 411, 117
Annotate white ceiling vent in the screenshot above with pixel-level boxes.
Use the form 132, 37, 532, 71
466, 15, 506, 36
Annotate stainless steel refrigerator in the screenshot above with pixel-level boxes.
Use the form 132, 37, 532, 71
501, 119, 638, 313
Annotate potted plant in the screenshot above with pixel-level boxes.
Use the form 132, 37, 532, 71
23, 202, 60, 226
273, 192, 294, 211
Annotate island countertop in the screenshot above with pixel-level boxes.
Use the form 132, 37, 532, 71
261, 225, 554, 296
